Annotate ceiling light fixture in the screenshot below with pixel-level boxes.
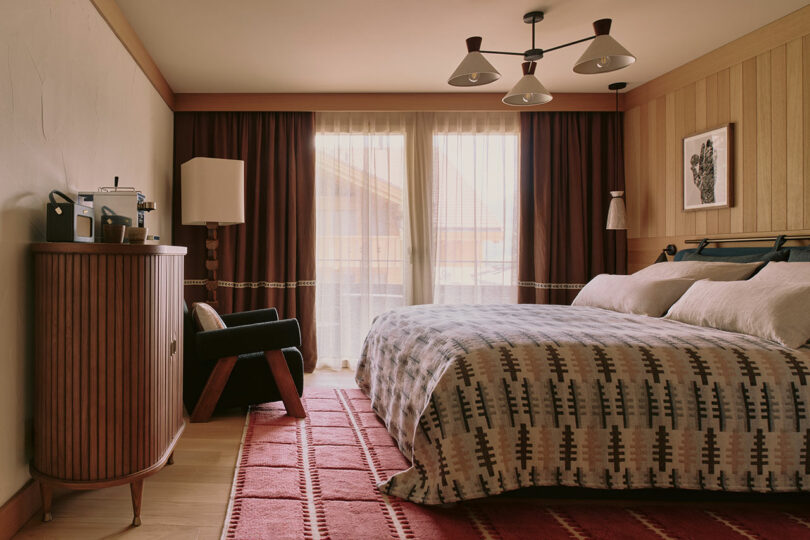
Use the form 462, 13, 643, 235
448, 11, 636, 106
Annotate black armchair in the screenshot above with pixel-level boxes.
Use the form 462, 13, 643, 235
183, 302, 306, 422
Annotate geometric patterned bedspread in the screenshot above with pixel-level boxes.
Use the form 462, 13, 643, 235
355, 304, 810, 504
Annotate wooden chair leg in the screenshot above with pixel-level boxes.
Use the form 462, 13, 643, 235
40, 482, 53, 522
265, 350, 306, 418
191, 356, 238, 423
130, 479, 143, 527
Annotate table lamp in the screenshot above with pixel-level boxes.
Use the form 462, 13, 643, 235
181, 157, 245, 308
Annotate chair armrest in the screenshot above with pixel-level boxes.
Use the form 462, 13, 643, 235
195, 319, 301, 362
220, 308, 279, 327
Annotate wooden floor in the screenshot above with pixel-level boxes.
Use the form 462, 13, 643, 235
14, 369, 358, 540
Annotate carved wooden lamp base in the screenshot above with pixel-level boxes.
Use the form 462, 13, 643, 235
205, 221, 219, 309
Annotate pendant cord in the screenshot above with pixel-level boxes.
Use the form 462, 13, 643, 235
614, 88, 619, 187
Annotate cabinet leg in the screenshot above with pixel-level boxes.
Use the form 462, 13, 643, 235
130, 480, 144, 527
39, 482, 53, 522
167, 452, 174, 465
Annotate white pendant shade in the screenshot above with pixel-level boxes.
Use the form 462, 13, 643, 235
606, 191, 627, 230
502, 62, 552, 106
573, 34, 636, 74
448, 51, 500, 87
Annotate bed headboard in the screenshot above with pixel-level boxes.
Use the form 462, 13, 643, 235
662, 234, 810, 262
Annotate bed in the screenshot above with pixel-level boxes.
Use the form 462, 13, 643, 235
356, 301, 810, 504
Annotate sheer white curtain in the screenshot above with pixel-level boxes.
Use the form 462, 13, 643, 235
315, 112, 519, 370
432, 113, 520, 305
315, 113, 410, 370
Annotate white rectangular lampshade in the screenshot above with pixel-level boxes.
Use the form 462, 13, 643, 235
181, 157, 245, 225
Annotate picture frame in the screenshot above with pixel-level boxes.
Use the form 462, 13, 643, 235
682, 123, 732, 211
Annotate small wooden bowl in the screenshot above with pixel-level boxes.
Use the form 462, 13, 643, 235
128, 227, 148, 244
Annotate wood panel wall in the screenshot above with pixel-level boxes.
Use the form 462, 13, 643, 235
624, 7, 810, 271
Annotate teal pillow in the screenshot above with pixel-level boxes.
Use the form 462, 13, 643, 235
789, 248, 810, 262
680, 249, 788, 263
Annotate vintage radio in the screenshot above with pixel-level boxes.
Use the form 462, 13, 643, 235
78, 177, 156, 241
46, 190, 94, 243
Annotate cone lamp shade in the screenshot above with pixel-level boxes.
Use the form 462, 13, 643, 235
181, 157, 245, 225
606, 191, 627, 230
448, 37, 501, 87
573, 19, 636, 74
502, 62, 552, 106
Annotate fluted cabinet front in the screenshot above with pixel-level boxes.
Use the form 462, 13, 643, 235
31, 243, 186, 524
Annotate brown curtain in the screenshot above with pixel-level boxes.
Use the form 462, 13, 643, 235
518, 111, 627, 305
172, 112, 318, 371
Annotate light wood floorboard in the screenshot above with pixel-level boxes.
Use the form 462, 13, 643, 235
14, 369, 358, 540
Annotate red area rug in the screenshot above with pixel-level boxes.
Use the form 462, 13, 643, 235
223, 388, 810, 539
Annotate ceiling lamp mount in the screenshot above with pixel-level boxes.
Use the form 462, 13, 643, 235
448, 10, 636, 106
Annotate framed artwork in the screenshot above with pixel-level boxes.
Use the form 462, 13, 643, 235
682, 124, 732, 211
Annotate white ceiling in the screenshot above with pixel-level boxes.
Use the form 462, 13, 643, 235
115, 0, 808, 94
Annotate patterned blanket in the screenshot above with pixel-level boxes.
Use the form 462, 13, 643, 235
355, 304, 810, 504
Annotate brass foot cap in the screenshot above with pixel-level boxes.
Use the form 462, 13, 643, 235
132, 516, 142, 527
43, 512, 53, 522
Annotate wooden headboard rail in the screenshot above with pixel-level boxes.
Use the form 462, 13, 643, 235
682, 235, 810, 245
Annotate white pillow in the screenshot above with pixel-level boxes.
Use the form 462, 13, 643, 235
572, 274, 694, 317
665, 280, 810, 348
633, 261, 761, 281
751, 262, 810, 284
192, 302, 226, 331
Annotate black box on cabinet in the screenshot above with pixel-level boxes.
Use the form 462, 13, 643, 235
46, 190, 94, 243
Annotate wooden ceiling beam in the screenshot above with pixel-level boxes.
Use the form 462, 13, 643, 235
173, 92, 622, 112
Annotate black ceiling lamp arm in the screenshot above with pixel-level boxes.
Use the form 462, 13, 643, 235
543, 35, 596, 54
478, 11, 598, 62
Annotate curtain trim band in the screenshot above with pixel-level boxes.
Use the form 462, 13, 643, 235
184, 279, 316, 289
517, 281, 586, 290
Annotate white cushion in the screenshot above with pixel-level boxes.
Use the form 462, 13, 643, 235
572, 274, 695, 317
665, 280, 810, 348
751, 262, 810, 284
633, 261, 761, 281
192, 302, 226, 331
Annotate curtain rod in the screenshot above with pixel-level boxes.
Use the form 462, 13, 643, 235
683, 235, 810, 245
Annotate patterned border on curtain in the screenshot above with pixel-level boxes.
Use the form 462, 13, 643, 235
518, 111, 627, 305
172, 112, 318, 371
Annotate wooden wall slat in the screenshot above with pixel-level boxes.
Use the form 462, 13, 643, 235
804, 36, 810, 229
695, 79, 708, 235
675, 87, 688, 235
771, 45, 788, 232
729, 63, 745, 233
786, 38, 804, 230
639, 103, 651, 237
625, 107, 641, 238
653, 97, 666, 237
743, 57, 760, 232
685, 83, 697, 236
716, 69, 731, 233
666, 93, 678, 237
706, 73, 720, 234
756, 52, 773, 232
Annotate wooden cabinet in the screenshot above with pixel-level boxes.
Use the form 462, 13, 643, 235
31, 243, 187, 526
